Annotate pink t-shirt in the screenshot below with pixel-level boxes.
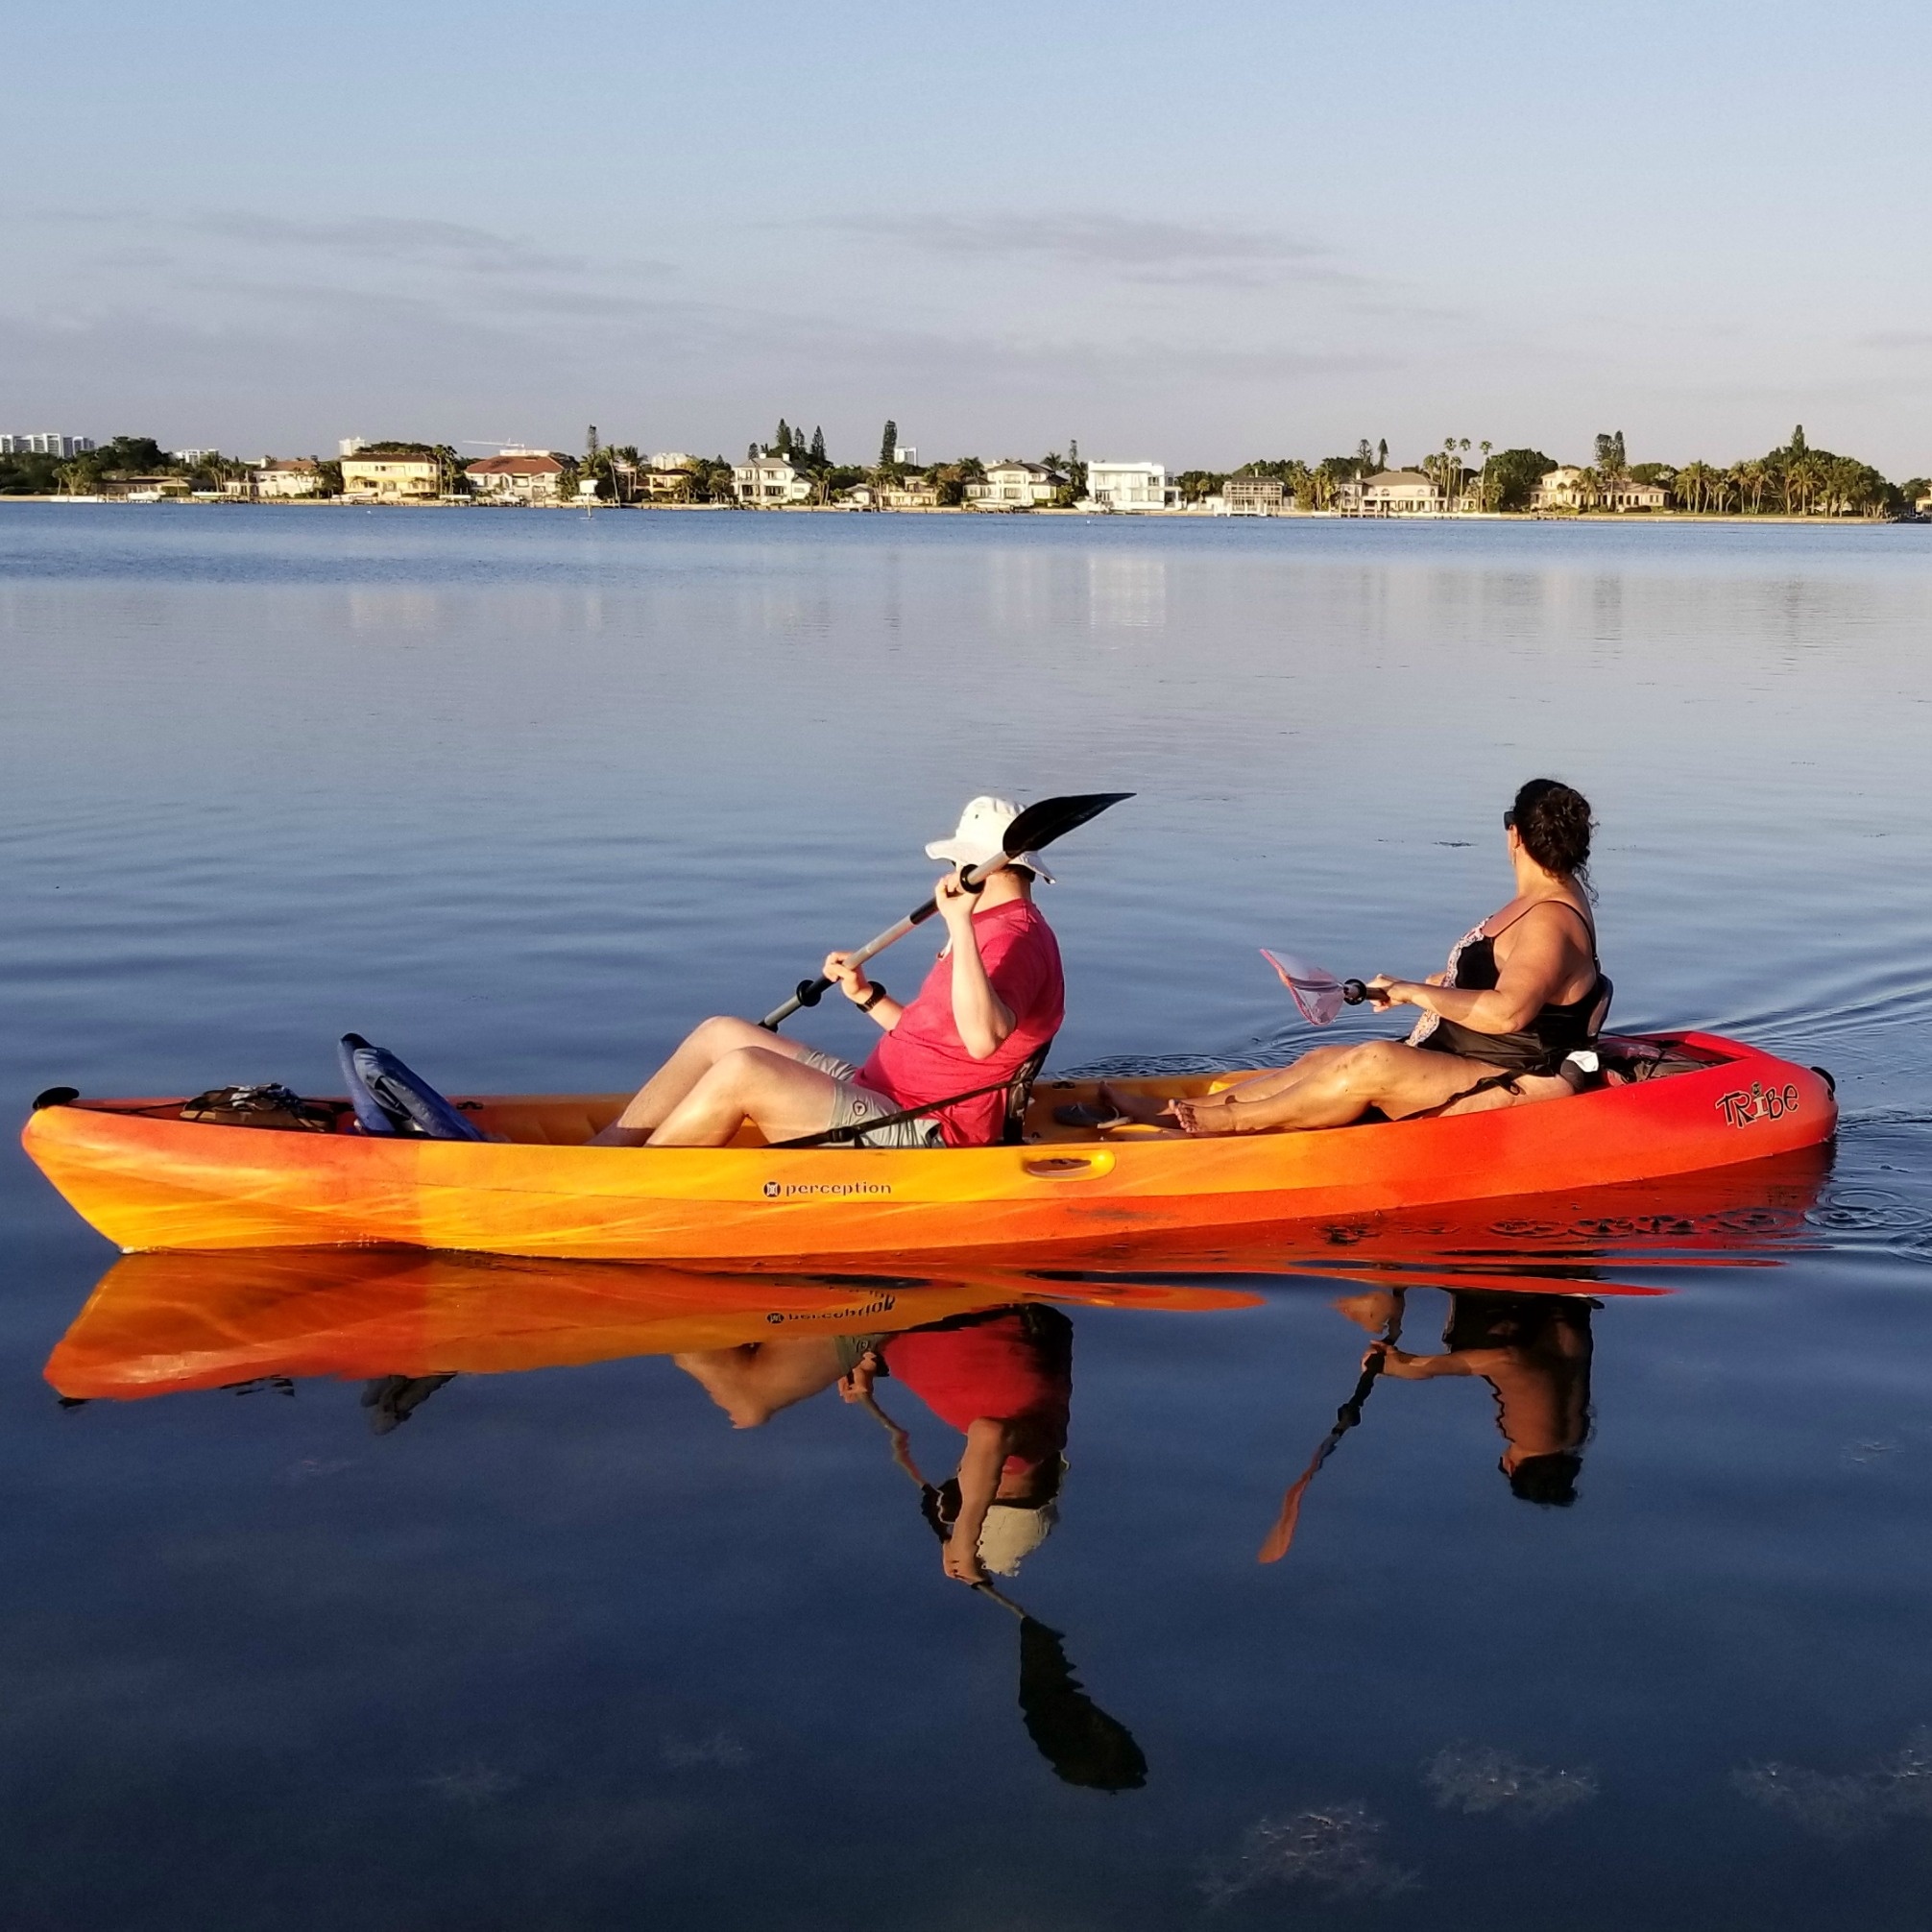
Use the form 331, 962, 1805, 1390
856, 899, 1063, 1147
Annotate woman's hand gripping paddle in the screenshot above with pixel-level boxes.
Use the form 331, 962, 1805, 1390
760, 792, 1132, 1031
1257, 1291, 1405, 1563
1259, 951, 1379, 1026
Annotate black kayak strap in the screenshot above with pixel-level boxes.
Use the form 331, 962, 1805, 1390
771, 1073, 1023, 1149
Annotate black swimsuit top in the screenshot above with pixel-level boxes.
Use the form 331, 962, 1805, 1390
1413, 900, 1606, 1075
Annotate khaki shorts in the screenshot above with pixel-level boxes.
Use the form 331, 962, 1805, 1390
793, 1048, 947, 1149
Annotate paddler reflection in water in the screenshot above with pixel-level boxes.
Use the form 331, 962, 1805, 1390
673, 1304, 1072, 1582
1100, 778, 1609, 1135
1340, 1287, 1594, 1505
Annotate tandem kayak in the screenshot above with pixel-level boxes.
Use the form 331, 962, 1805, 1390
23, 1030, 1834, 1262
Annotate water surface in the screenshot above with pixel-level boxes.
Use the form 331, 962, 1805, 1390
5, 505, 1932, 1928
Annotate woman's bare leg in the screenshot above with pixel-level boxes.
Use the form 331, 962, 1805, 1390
1099, 1047, 1352, 1126
1172, 1042, 1561, 1134
591, 1016, 817, 1146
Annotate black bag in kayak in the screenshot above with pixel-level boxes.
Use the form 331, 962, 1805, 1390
180, 1083, 337, 1132
336, 1033, 486, 1140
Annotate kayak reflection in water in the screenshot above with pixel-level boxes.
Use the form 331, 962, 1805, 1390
673, 1304, 1072, 1582
1340, 1287, 1594, 1505
1101, 778, 1609, 1135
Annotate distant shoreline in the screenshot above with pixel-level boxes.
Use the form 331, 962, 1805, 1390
0, 495, 1915, 527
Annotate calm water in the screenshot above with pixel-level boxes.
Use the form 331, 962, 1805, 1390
5, 504, 1932, 1928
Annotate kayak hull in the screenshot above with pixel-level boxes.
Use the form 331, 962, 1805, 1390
22, 1032, 1835, 1262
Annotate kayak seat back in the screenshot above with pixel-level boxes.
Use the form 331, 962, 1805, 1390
337, 1034, 487, 1141
1002, 1039, 1053, 1146
1586, 976, 1614, 1042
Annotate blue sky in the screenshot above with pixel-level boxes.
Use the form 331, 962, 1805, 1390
5, 1, 1928, 471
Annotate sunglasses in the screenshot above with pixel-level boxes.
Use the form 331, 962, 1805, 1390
1502, 810, 1516, 831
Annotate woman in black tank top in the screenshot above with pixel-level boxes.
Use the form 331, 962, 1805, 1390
1101, 779, 1607, 1136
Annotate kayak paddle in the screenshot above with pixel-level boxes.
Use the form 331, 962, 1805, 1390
1257, 1290, 1405, 1563
760, 792, 1132, 1031
1260, 950, 1382, 1026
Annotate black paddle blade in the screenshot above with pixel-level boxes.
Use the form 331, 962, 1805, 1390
1016, 1616, 1148, 1792
1002, 791, 1133, 857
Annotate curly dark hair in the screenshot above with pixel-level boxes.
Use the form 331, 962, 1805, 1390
1509, 778, 1595, 880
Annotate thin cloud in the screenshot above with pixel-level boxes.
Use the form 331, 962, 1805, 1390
183, 210, 590, 276
1862, 328, 1932, 350
819, 210, 1363, 286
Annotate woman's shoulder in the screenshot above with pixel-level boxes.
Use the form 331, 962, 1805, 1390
1489, 895, 1594, 941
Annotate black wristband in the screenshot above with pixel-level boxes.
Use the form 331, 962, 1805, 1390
858, 981, 888, 1012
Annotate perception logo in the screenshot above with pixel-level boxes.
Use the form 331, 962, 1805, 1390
761, 1179, 892, 1199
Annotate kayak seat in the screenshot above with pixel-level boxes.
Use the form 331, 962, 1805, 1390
337, 1034, 487, 1141
1002, 1040, 1054, 1146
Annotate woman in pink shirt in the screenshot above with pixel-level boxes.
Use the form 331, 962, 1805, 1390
592, 797, 1064, 1149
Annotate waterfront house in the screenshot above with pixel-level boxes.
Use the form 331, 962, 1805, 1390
102, 474, 192, 501
1603, 478, 1667, 511
733, 456, 813, 506
254, 458, 323, 499
880, 475, 941, 510
341, 453, 441, 501
466, 452, 568, 503
1085, 461, 1170, 511
1531, 467, 1667, 512
965, 461, 1057, 509
1340, 470, 1447, 516
1530, 467, 1588, 511
1222, 476, 1285, 516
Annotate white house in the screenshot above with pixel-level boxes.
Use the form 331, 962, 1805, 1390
1085, 461, 1169, 511
465, 452, 568, 502
1603, 478, 1668, 511
880, 475, 940, 510
1530, 467, 1668, 512
965, 460, 1057, 509
733, 456, 812, 506
1221, 476, 1286, 516
1530, 466, 1588, 511
1340, 470, 1448, 516
253, 458, 324, 498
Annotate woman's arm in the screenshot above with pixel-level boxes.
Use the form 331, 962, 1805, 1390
1368, 906, 1587, 1037
932, 874, 1015, 1059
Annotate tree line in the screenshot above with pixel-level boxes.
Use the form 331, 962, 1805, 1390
6, 422, 1924, 515
1186, 426, 1923, 518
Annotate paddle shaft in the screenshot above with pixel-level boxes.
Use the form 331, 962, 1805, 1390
759, 856, 1006, 1030
1258, 1292, 1405, 1563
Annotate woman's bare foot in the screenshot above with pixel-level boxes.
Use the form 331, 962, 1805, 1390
1169, 1096, 1239, 1136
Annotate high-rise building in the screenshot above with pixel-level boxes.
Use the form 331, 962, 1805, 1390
339, 436, 368, 456
0, 433, 95, 457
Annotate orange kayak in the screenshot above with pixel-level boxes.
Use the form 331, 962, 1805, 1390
23, 1031, 1834, 1263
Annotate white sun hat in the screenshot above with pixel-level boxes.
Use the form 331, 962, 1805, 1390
975, 1496, 1061, 1576
926, 795, 1055, 883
